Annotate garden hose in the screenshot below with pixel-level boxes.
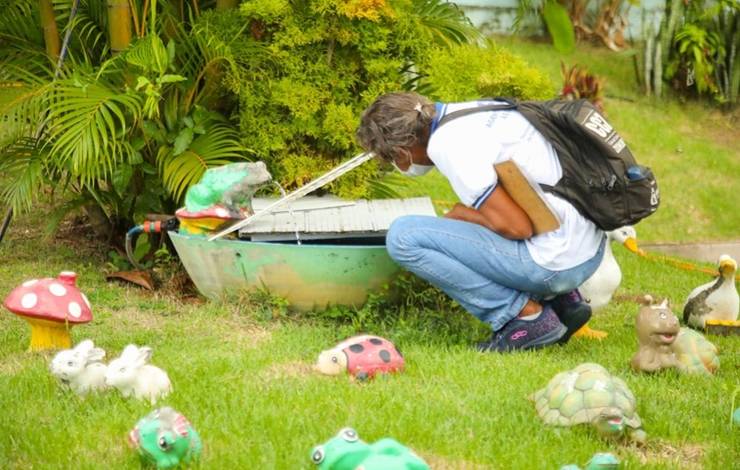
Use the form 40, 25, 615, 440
125, 218, 179, 270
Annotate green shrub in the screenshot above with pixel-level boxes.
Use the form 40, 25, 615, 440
420, 42, 555, 102
203, 1, 552, 199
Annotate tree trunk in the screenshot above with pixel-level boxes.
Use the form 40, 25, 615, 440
39, 0, 60, 59
107, 0, 133, 54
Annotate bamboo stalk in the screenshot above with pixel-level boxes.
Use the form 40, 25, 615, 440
127, 0, 142, 38
108, 0, 133, 54
39, 0, 61, 59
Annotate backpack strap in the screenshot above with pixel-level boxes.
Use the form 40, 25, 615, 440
436, 98, 519, 129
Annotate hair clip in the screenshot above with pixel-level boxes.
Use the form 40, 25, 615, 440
413, 103, 423, 113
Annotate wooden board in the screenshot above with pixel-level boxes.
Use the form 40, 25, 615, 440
494, 160, 560, 235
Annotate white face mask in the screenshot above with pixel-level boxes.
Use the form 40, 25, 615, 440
392, 152, 434, 177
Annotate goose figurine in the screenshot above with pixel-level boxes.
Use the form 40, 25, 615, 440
683, 254, 739, 329
576, 226, 643, 339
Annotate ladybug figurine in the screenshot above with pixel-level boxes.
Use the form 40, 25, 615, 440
314, 335, 404, 381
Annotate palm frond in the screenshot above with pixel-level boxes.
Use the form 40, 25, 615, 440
0, 78, 54, 142
0, 41, 55, 83
0, 137, 47, 212
157, 120, 248, 201
46, 79, 142, 183
125, 34, 170, 74
54, 0, 110, 63
411, 0, 483, 48
0, 0, 43, 45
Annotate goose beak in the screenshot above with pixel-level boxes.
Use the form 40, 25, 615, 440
623, 237, 644, 255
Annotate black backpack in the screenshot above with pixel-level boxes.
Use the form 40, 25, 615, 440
436, 98, 660, 231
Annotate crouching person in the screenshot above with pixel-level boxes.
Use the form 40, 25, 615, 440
357, 92, 606, 352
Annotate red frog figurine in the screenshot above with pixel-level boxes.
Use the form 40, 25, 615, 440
314, 335, 404, 381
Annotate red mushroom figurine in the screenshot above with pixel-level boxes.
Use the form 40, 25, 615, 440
3, 271, 92, 351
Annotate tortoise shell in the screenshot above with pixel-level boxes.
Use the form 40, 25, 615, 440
532, 363, 642, 430
672, 327, 719, 375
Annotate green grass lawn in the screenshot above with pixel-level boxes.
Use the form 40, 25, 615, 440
0, 204, 738, 469
1, 37, 740, 469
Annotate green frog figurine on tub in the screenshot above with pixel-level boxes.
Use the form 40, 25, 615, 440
176, 162, 272, 235
128, 407, 202, 469
310, 427, 429, 470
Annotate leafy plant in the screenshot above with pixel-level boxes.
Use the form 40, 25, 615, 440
636, 0, 739, 106
418, 42, 555, 101
672, 23, 722, 95
559, 62, 605, 111
516, 0, 634, 52
0, 1, 250, 238
203, 0, 484, 199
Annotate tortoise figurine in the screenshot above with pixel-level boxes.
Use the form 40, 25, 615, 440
314, 335, 404, 381
531, 363, 646, 443
310, 427, 429, 470
670, 327, 719, 375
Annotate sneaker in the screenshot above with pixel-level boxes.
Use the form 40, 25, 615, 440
549, 289, 592, 344
477, 305, 567, 352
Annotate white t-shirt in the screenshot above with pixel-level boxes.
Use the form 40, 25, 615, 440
427, 100, 604, 271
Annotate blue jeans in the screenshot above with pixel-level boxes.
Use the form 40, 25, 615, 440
386, 215, 606, 331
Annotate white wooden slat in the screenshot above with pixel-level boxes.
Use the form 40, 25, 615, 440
239, 196, 436, 236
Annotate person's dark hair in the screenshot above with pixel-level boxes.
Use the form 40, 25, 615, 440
356, 92, 435, 162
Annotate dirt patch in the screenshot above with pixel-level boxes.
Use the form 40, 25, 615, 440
419, 452, 490, 470
108, 306, 169, 331
220, 315, 273, 349
258, 361, 314, 381
106, 306, 272, 348
627, 441, 705, 469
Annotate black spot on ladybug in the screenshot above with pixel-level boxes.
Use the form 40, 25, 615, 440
369, 338, 383, 345
379, 350, 391, 363
356, 371, 369, 381
349, 344, 364, 353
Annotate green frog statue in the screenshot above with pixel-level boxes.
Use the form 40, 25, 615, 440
128, 407, 202, 469
176, 162, 273, 235
310, 428, 429, 470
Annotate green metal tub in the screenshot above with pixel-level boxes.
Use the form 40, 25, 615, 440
170, 196, 436, 311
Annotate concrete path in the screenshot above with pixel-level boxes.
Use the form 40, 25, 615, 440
640, 241, 740, 264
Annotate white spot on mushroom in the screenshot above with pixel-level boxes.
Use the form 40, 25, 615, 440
81, 293, 91, 309
49, 283, 67, 297
68, 302, 82, 318
21, 293, 38, 309
215, 207, 229, 218
22, 279, 38, 287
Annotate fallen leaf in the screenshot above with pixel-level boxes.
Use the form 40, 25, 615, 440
106, 270, 155, 290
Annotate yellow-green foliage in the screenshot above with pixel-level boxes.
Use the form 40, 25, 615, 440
204, 3, 553, 198
421, 43, 555, 102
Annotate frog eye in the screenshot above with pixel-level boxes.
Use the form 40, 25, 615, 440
311, 446, 325, 464
158, 435, 171, 451
339, 427, 358, 442
659, 312, 667, 319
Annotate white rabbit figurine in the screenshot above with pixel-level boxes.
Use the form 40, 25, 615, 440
105, 344, 172, 404
50, 339, 108, 396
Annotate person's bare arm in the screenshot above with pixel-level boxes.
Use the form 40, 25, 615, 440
444, 186, 534, 240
